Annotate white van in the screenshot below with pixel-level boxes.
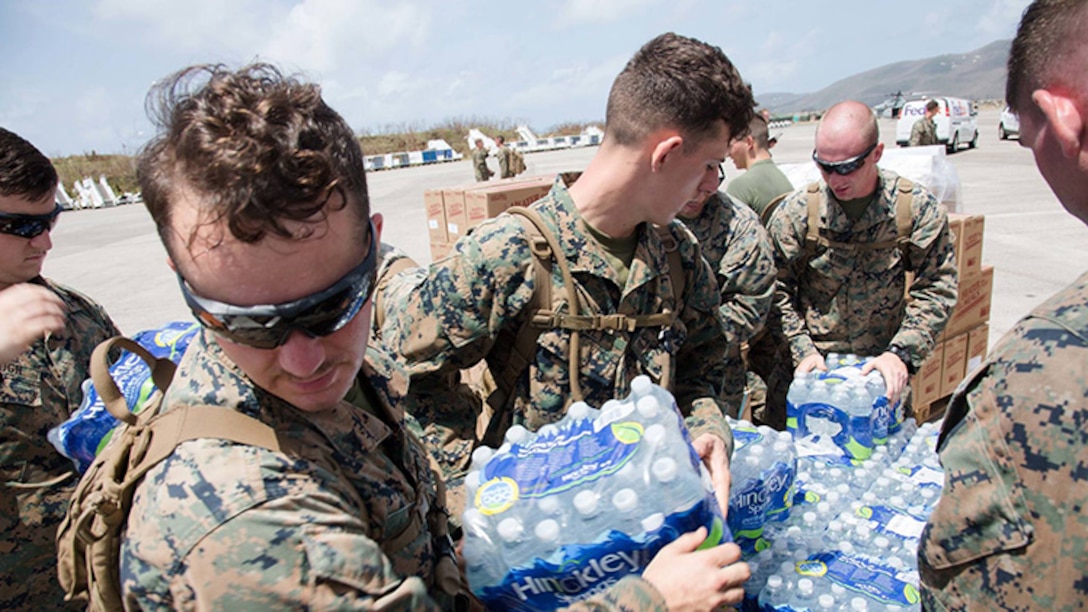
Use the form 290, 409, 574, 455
895, 97, 979, 153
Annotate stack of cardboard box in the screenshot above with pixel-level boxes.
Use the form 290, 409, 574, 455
424, 175, 556, 260
911, 213, 993, 422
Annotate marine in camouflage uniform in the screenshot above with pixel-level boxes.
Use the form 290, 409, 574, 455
494, 136, 514, 179
471, 141, 491, 182
678, 191, 776, 417
918, 2, 1088, 606
0, 278, 119, 610
765, 167, 957, 425
390, 175, 734, 480
909, 116, 939, 147
917, 272, 1088, 610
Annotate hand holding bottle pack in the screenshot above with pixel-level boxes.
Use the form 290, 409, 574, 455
461, 376, 729, 611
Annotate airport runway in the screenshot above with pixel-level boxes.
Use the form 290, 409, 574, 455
43, 109, 1088, 354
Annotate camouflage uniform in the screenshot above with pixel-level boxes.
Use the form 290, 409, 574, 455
678, 192, 776, 417
910, 117, 939, 147
764, 169, 957, 425
918, 271, 1088, 610
0, 278, 119, 610
390, 175, 733, 480
495, 146, 513, 179
120, 328, 667, 610
472, 147, 491, 182
370, 242, 421, 347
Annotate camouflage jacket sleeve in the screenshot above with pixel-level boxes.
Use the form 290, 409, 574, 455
766, 190, 820, 364
889, 188, 957, 369
387, 217, 539, 475
497, 147, 510, 176
715, 201, 776, 348
909, 119, 926, 147
918, 272, 1088, 610
668, 222, 734, 455
563, 576, 666, 611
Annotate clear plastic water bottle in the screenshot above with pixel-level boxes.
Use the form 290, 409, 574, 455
789, 577, 820, 611
758, 574, 789, 610
462, 509, 508, 591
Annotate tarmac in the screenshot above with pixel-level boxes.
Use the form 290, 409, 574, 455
43, 109, 1088, 354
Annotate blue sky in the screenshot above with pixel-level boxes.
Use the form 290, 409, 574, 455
1, 0, 1031, 157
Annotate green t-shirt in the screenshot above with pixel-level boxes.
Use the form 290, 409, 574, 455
582, 219, 637, 288
725, 158, 795, 218
834, 193, 876, 223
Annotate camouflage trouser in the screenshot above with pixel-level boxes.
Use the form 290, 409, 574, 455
0, 482, 84, 611
720, 350, 746, 419
744, 329, 793, 431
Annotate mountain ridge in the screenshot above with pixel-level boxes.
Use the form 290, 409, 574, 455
760, 39, 1012, 114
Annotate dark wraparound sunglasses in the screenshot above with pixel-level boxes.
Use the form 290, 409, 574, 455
812, 142, 878, 176
0, 204, 62, 238
178, 219, 378, 349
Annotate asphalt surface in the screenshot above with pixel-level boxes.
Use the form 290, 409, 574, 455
43, 109, 1088, 352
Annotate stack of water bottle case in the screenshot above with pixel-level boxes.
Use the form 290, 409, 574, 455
461, 357, 944, 611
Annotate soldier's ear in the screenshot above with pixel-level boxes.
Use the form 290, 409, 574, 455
650, 135, 684, 173
1032, 89, 1084, 159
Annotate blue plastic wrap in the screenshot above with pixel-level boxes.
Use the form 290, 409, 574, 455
47, 321, 199, 473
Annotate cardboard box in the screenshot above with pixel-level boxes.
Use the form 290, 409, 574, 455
912, 341, 944, 408
947, 213, 985, 280
914, 396, 949, 424
441, 186, 470, 242
940, 333, 969, 398
943, 265, 994, 339
966, 323, 990, 374
424, 189, 448, 244
429, 238, 453, 261
464, 177, 552, 229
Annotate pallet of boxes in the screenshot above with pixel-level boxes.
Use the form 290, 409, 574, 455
423, 174, 566, 261
910, 212, 993, 422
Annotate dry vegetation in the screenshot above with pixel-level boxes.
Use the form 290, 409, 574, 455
51, 119, 603, 196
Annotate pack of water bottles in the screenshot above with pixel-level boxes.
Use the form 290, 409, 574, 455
737, 419, 944, 611
787, 353, 905, 462
727, 420, 797, 554
461, 376, 729, 611
47, 321, 199, 473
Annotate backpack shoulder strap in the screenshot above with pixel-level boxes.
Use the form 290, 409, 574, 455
761, 191, 792, 227
893, 177, 915, 272
653, 224, 686, 309
804, 182, 824, 255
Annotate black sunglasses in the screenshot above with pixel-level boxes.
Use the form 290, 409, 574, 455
717, 164, 726, 186
812, 142, 878, 176
178, 219, 379, 349
0, 203, 62, 238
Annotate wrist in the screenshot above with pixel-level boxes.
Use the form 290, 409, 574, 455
887, 345, 915, 375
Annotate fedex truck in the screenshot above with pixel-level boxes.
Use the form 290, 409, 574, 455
895, 97, 979, 153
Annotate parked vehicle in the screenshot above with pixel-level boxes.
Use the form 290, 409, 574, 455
895, 97, 979, 153
999, 106, 1020, 140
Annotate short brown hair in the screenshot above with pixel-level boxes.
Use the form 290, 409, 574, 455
747, 115, 771, 150
0, 127, 58, 203
1007, 0, 1088, 112
138, 63, 369, 251
926, 99, 940, 112
605, 33, 754, 150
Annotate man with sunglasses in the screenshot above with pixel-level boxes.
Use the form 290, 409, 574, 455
676, 171, 777, 418
118, 62, 749, 610
762, 100, 957, 428
0, 128, 120, 610
919, 1, 1088, 607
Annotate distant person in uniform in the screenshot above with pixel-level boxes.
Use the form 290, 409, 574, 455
909, 99, 940, 147
762, 100, 957, 429
918, 0, 1088, 607
0, 127, 120, 610
494, 135, 514, 179
725, 114, 795, 220
471, 138, 492, 182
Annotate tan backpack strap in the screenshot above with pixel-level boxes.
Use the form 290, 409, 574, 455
507, 206, 584, 402
894, 178, 915, 272
804, 182, 824, 252
91, 337, 176, 426
761, 191, 791, 227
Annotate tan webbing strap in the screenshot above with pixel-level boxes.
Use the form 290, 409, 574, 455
91, 338, 176, 426
761, 191, 791, 227
803, 179, 916, 269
